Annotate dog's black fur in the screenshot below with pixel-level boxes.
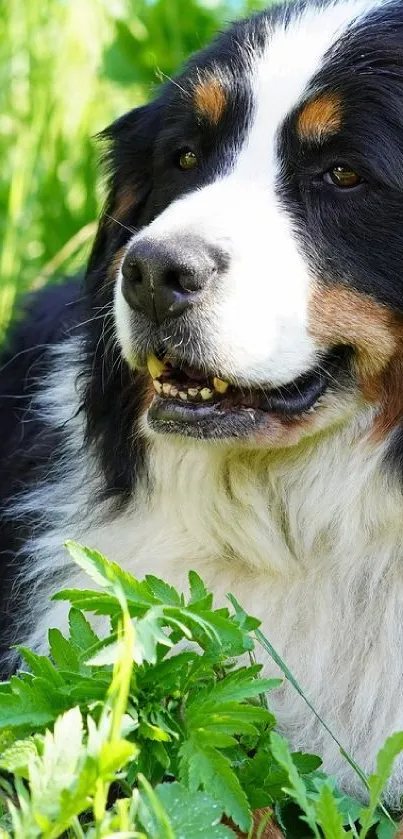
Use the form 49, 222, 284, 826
4, 0, 403, 801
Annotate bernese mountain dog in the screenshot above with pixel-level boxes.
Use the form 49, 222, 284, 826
2, 0, 403, 805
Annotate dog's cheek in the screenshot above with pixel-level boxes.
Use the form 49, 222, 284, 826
308, 282, 397, 378
308, 281, 403, 437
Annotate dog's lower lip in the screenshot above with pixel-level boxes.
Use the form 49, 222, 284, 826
147, 346, 350, 418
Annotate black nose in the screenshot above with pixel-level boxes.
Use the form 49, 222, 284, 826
121, 237, 226, 323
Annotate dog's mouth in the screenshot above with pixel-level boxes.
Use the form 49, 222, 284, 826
145, 346, 352, 440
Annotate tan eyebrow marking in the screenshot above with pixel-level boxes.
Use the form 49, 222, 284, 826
297, 94, 342, 142
193, 75, 227, 125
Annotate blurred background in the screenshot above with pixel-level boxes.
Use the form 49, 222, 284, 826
0, 0, 270, 340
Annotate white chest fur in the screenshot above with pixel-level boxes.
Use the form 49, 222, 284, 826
21, 396, 403, 807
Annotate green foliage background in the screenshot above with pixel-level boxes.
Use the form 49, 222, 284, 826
0, 0, 267, 340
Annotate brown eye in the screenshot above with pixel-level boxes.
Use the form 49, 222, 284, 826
178, 149, 198, 171
325, 165, 362, 189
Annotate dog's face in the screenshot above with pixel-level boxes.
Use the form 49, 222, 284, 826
102, 0, 403, 446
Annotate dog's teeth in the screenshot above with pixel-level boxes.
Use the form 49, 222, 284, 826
213, 377, 229, 394
162, 383, 172, 396
170, 386, 178, 398
179, 391, 188, 401
153, 379, 162, 394
188, 388, 199, 399
147, 354, 168, 380
200, 387, 213, 401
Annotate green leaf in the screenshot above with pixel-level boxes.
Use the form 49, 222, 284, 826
53, 588, 121, 616
145, 575, 182, 606
270, 731, 321, 839
155, 782, 235, 838
376, 814, 400, 839
189, 665, 281, 707
0, 738, 38, 779
292, 752, 323, 774
359, 732, 403, 839
98, 740, 138, 777
180, 739, 252, 832
64, 541, 156, 606
0, 678, 57, 729
188, 571, 209, 604
16, 647, 65, 687
68, 608, 99, 652
48, 628, 80, 671
315, 783, 348, 839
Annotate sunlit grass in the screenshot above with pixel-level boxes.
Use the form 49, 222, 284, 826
0, 0, 267, 339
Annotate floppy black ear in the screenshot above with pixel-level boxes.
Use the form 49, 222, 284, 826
86, 97, 165, 285
81, 100, 165, 499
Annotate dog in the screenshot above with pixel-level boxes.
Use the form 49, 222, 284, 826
2, 0, 403, 806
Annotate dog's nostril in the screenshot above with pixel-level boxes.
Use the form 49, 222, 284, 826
164, 268, 184, 290
122, 258, 142, 285
120, 237, 230, 323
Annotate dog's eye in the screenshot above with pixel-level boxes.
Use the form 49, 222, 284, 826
177, 149, 198, 171
324, 165, 362, 189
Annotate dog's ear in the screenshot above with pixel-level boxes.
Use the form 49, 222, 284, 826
86, 97, 164, 281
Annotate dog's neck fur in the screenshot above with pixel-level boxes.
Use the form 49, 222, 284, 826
20, 354, 403, 806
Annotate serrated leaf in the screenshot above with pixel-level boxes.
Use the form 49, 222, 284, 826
359, 732, 403, 839
68, 608, 99, 652
48, 628, 80, 671
145, 575, 181, 606
0, 739, 38, 778
189, 666, 281, 708
188, 571, 209, 604
0, 678, 57, 729
64, 541, 156, 606
189, 701, 270, 738
239, 751, 275, 809
16, 647, 65, 687
227, 593, 262, 632
180, 739, 251, 832
270, 731, 320, 838
196, 610, 254, 656
315, 783, 348, 839
53, 588, 121, 616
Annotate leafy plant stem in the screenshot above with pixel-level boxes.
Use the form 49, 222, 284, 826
71, 817, 86, 839
255, 627, 396, 829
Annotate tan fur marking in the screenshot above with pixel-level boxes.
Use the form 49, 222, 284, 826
107, 187, 136, 227
309, 283, 397, 377
309, 282, 403, 439
297, 94, 342, 141
194, 75, 227, 124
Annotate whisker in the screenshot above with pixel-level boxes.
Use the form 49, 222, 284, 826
156, 69, 189, 97
105, 214, 136, 235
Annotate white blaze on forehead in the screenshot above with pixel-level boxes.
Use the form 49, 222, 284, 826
236, 0, 384, 182
115, 0, 385, 387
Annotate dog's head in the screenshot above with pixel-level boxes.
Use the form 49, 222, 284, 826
90, 0, 403, 448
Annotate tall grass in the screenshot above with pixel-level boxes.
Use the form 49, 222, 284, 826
0, 0, 266, 341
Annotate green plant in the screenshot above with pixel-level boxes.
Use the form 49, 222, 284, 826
0, 0, 269, 340
0, 542, 400, 838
